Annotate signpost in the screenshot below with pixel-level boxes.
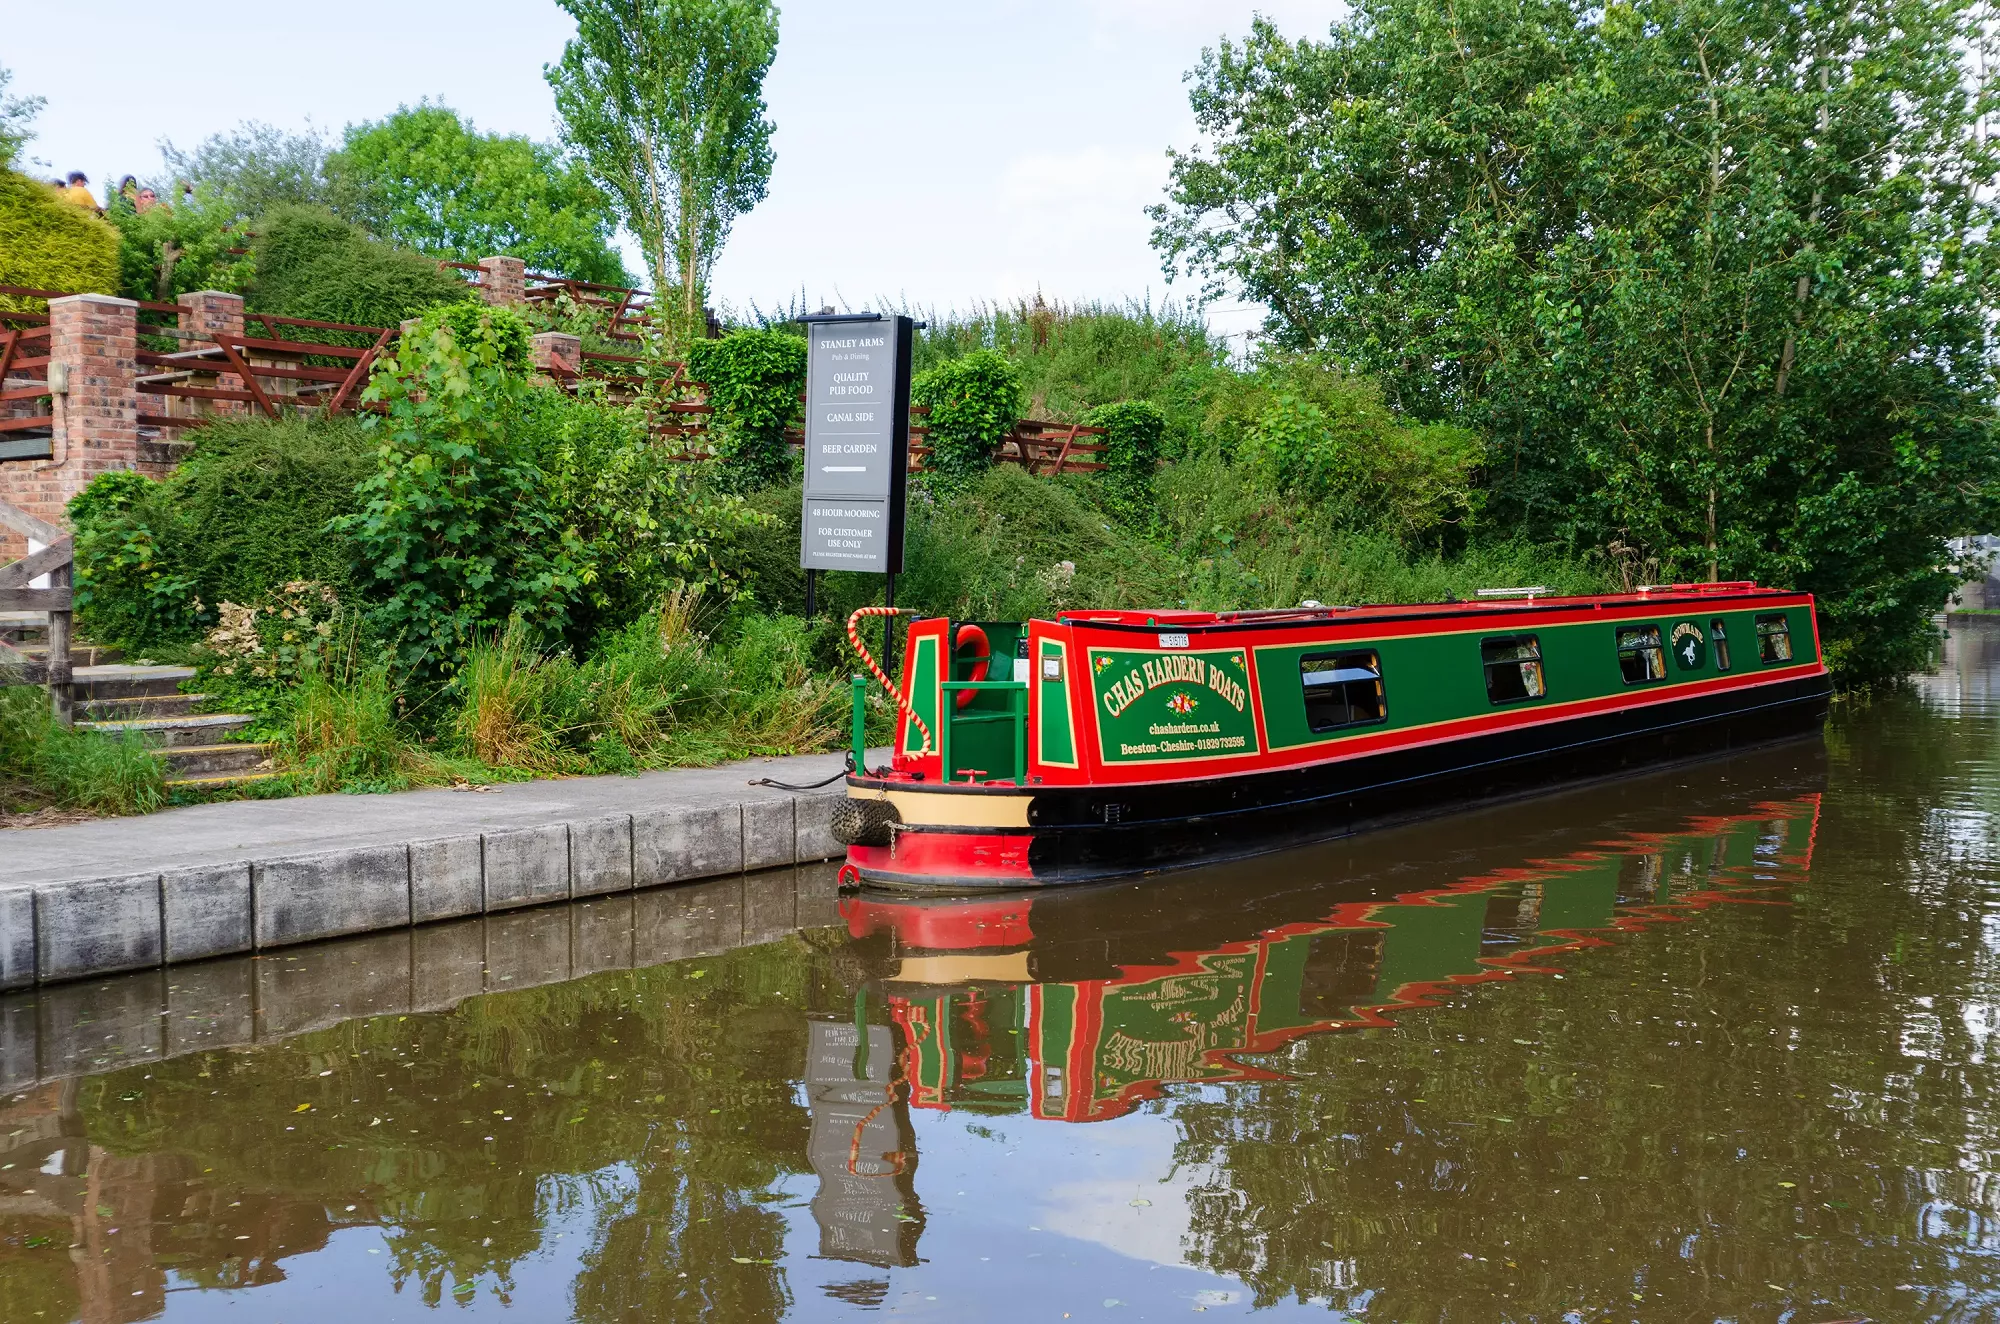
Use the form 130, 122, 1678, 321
799, 311, 915, 668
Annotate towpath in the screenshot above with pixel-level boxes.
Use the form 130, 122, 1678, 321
1, 751, 857, 990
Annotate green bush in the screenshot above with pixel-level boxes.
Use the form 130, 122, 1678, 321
109, 187, 252, 303
0, 686, 164, 817
249, 204, 472, 329
70, 415, 375, 650
0, 169, 118, 307
513, 386, 765, 648
912, 349, 1022, 486
912, 299, 1227, 454
411, 300, 532, 373
339, 313, 575, 674
1084, 400, 1166, 523
685, 329, 806, 490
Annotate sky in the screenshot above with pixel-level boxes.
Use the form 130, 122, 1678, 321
4, 0, 1340, 343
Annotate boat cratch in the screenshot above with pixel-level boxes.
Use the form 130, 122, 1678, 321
831, 583, 1831, 890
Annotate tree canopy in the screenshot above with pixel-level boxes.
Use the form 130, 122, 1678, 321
0, 61, 43, 172
1152, 0, 2000, 680
328, 103, 628, 285
547, 0, 778, 321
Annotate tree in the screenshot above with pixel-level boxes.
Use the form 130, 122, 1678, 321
1152, 0, 2000, 682
159, 121, 335, 220
0, 62, 43, 171
327, 103, 628, 285
546, 0, 778, 322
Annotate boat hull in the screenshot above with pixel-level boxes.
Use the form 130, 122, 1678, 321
843, 671, 1831, 891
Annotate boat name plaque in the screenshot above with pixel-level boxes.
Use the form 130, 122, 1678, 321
1088, 646, 1262, 764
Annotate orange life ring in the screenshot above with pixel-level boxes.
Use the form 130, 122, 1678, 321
953, 623, 990, 709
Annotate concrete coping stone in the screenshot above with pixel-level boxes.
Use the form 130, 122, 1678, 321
0, 751, 863, 988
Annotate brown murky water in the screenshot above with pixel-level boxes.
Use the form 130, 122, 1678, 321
3, 626, 1997, 1323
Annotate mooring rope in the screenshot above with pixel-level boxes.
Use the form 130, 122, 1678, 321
846, 606, 933, 756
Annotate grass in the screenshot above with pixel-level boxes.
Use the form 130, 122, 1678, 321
0, 686, 166, 819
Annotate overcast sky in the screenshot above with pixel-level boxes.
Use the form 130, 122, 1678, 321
6, 0, 1338, 341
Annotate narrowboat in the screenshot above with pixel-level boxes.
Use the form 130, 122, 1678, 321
831, 583, 1831, 890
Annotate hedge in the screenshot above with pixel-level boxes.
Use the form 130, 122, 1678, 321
0, 169, 118, 310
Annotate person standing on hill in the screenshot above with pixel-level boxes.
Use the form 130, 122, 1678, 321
60, 171, 99, 214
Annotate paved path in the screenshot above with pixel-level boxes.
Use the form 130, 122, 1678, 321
0, 751, 861, 990
4, 751, 850, 884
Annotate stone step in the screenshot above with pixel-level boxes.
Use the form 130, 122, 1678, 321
162, 742, 273, 778
13, 643, 125, 667
70, 664, 195, 701
163, 768, 284, 791
77, 692, 212, 721
79, 712, 254, 748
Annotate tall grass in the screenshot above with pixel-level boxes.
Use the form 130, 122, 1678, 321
0, 687, 166, 816
445, 590, 845, 776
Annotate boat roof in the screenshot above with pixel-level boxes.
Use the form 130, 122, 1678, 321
1055, 582, 1800, 629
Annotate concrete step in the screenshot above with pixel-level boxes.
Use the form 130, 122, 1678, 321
70, 664, 195, 701
77, 692, 212, 721
13, 643, 125, 667
163, 768, 284, 791
79, 712, 254, 748
162, 742, 273, 778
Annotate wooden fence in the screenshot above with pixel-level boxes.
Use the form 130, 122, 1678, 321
0, 497, 74, 722
0, 283, 1110, 478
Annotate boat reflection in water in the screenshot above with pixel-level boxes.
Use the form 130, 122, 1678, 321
823, 746, 1823, 1155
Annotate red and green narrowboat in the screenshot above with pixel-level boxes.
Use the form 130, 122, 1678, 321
831, 583, 1831, 890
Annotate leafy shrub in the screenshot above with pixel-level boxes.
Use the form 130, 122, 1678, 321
194, 580, 353, 719
340, 313, 575, 674
912, 298, 1227, 454
912, 349, 1022, 486
109, 187, 253, 303
248, 204, 472, 329
685, 329, 806, 490
411, 300, 533, 373
514, 387, 764, 648
0, 169, 118, 308
1084, 400, 1166, 523
0, 686, 164, 817
70, 415, 375, 650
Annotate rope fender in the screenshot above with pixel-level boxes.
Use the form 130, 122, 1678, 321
846, 606, 934, 756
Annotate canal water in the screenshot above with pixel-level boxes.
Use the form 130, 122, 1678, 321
3, 627, 1997, 1323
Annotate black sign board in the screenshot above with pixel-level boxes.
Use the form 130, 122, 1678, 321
799, 313, 913, 574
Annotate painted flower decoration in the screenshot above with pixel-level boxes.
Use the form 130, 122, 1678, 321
1168, 691, 1198, 715
1095, 655, 1112, 673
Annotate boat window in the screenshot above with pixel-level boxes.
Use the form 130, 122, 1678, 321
1481, 635, 1546, 704
1616, 625, 1666, 684
1756, 613, 1794, 664
1710, 618, 1731, 672
1301, 651, 1386, 732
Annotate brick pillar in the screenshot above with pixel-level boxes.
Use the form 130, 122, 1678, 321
177, 289, 246, 419
0, 294, 142, 558
531, 331, 582, 386
477, 256, 527, 307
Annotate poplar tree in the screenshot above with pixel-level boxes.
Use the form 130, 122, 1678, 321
1152, 0, 2000, 680
545, 0, 779, 321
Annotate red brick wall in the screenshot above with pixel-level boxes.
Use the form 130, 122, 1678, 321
0, 295, 147, 560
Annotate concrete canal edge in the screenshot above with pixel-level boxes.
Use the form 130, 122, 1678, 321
1, 862, 844, 1093
0, 751, 860, 990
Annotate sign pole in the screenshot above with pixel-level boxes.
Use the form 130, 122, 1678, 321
804, 568, 817, 619
884, 571, 897, 674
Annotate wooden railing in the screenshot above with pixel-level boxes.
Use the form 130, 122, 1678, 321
137, 319, 393, 428
0, 325, 54, 459
0, 498, 75, 723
